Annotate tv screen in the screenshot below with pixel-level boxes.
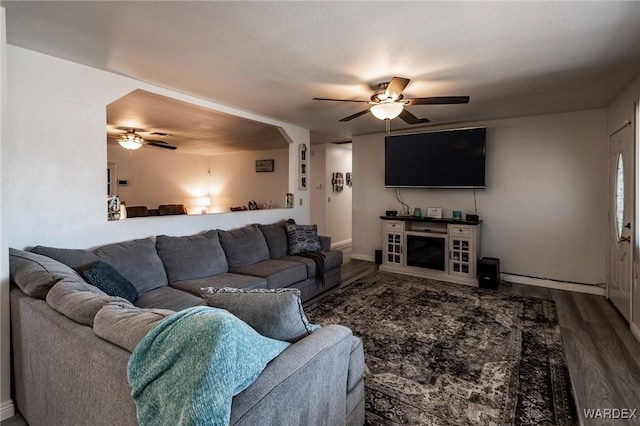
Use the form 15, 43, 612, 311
385, 127, 486, 188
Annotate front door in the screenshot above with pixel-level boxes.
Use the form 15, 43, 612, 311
608, 124, 634, 321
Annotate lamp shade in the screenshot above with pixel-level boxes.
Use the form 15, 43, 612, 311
370, 102, 404, 120
119, 133, 143, 150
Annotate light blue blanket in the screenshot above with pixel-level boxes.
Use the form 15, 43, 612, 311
127, 306, 291, 426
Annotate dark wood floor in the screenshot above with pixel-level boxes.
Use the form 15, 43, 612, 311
4, 253, 640, 426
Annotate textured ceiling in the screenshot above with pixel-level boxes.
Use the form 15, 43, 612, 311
4, 1, 640, 147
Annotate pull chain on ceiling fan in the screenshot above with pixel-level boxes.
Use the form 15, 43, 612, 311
313, 77, 470, 126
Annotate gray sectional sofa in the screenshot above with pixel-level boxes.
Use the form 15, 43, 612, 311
9, 220, 365, 426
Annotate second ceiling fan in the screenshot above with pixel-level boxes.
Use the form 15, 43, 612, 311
313, 77, 469, 124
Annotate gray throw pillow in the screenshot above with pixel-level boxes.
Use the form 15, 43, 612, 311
83, 261, 138, 303
218, 224, 270, 268
286, 224, 322, 254
199, 287, 319, 343
9, 248, 83, 299
156, 231, 229, 284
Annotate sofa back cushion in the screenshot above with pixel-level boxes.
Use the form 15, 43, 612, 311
218, 225, 270, 268
258, 221, 290, 259
46, 278, 131, 326
94, 302, 175, 352
156, 231, 229, 284
34, 238, 168, 294
9, 248, 83, 299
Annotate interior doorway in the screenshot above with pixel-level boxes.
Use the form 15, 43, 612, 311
310, 143, 353, 250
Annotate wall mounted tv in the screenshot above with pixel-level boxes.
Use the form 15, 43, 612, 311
385, 127, 486, 188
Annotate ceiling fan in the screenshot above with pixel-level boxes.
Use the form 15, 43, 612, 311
112, 128, 177, 151
313, 77, 469, 124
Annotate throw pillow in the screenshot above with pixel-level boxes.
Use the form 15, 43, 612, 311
156, 231, 229, 284
83, 261, 139, 303
286, 224, 321, 254
199, 287, 319, 343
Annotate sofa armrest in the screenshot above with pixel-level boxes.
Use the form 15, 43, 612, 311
230, 324, 353, 425
319, 235, 332, 251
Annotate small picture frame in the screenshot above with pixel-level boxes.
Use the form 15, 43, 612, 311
255, 159, 274, 173
285, 193, 294, 208
426, 207, 443, 219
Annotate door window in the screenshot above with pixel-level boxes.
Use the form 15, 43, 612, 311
615, 152, 624, 239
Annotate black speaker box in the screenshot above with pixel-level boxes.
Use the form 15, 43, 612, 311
374, 249, 382, 264
478, 257, 500, 289
386, 210, 398, 217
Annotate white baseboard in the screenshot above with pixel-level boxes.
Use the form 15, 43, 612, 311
331, 239, 352, 250
501, 273, 606, 296
1, 399, 15, 421
351, 253, 375, 262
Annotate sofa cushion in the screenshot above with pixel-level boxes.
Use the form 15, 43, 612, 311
281, 250, 343, 278
9, 248, 83, 299
156, 231, 228, 284
82, 261, 138, 303
199, 287, 318, 342
218, 224, 270, 267
93, 238, 168, 294
258, 221, 290, 259
46, 278, 130, 326
170, 273, 267, 296
93, 302, 175, 352
229, 259, 307, 289
134, 285, 206, 311
31, 245, 99, 273
286, 224, 322, 254
33, 238, 168, 294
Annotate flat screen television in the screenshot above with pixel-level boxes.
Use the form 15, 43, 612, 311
385, 127, 486, 188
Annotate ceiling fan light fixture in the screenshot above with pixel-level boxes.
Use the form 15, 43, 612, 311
119, 132, 144, 150
370, 102, 404, 120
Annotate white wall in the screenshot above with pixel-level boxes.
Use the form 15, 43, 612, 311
208, 148, 289, 212
108, 145, 289, 214
310, 144, 327, 234
353, 109, 608, 285
326, 144, 352, 246
0, 45, 310, 417
0, 8, 8, 421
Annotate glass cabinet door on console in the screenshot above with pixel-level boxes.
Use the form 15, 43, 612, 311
448, 225, 477, 278
383, 221, 404, 266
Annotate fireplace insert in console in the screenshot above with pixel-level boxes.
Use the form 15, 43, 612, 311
406, 233, 446, 271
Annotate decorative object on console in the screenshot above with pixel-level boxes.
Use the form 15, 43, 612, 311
452, 210, 462, 220
426, 207, 442, 219
107, 195, 121, 221
196, 196, 211, 214
466, 214, 479, 222
247, 200, 258, 210
413, 207, 422, 218
385, 210, 397, 217
255, 159, 274, 173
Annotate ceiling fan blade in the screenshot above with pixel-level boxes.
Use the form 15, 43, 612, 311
385, 77, 410, 99
339, 109, 371, 122
313, 97, 369, 103
399, 109, 430, 125
406, 96, 470, 105
146, 140, 177, 150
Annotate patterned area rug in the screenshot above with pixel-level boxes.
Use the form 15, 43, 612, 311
305, 272, 577, 425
